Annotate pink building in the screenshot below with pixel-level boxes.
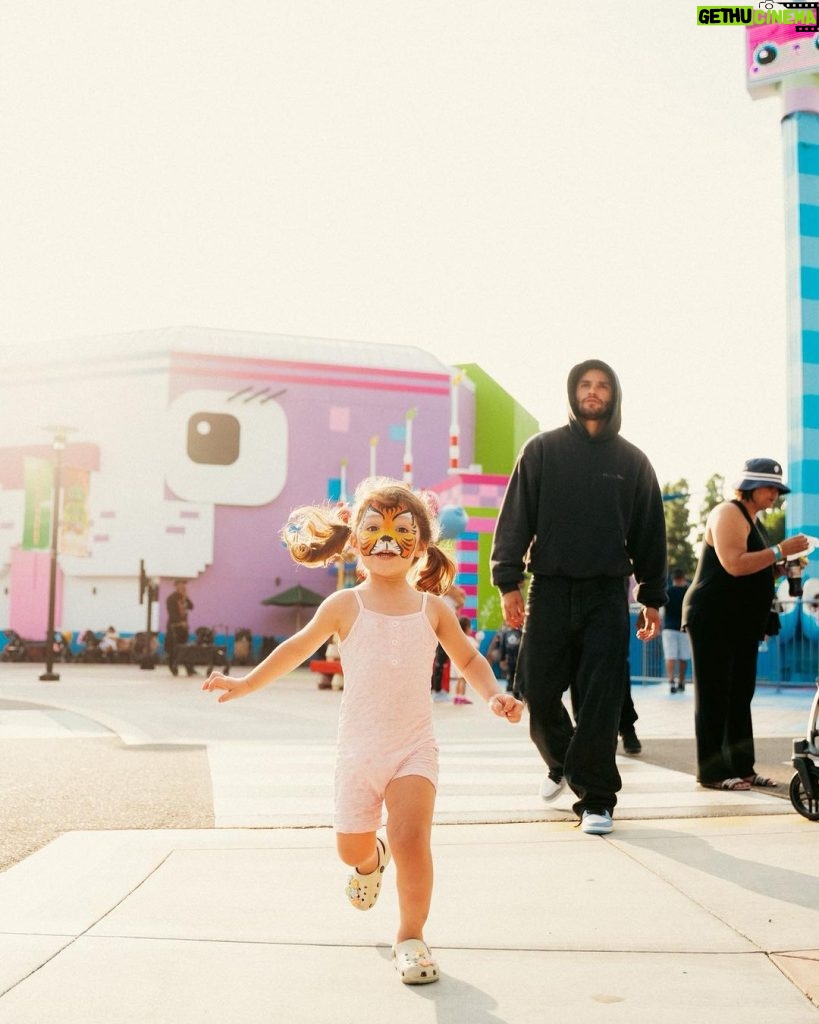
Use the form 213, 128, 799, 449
0, 327, 535, 645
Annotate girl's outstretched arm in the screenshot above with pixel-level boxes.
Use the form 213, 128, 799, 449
431, 597, 523, 723
202, 592, 347, 703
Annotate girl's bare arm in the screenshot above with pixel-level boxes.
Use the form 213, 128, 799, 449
202, 592, 350, 702
431, 597, 523, 721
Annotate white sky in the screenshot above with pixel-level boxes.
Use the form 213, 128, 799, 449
0, 1, 792, 504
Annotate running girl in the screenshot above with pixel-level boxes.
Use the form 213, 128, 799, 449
202, 477, 523, 985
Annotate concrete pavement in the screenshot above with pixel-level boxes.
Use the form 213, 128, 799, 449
0, 665, 817, 1021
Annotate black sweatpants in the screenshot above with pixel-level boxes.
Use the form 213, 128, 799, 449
516, 575, 630, 814
686, 616, 758, 784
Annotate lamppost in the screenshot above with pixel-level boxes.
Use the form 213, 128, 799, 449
39, 425, 74, 682
138, 559, 159, 670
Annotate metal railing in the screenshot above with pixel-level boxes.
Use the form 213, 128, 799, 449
629, 602, 819, 688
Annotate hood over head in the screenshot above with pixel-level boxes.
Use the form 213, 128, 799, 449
567, 358, 622, 440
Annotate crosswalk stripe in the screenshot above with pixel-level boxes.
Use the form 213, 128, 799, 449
206, 738, 790, 828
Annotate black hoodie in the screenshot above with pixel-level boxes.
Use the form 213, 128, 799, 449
490, 359, 667, 608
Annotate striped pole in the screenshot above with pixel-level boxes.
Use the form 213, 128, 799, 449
781, 87, 819, 563
449, 371, 464, 473
403, 408, 417, 485
339, 459, 347, 503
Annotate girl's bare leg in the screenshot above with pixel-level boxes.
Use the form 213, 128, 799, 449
384, 775, 436, 943
336, 831, 378, 873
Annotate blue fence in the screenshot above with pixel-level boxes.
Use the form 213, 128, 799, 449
0, 630, 285, 664
5, 610, 819, 686
628, 602, 819, 688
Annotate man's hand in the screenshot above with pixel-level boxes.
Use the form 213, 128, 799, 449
636, 606, 660, 641
501, 589, 525, 629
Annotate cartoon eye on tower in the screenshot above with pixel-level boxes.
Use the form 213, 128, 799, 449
747, 22, 819, 97
754, 42, 778, 67
165, 387, 288, 506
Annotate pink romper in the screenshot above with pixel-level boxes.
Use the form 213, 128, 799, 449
334, 589, 440, 833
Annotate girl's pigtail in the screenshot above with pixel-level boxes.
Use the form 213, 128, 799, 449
415, 542, 456, 595
281, 505, 352, 567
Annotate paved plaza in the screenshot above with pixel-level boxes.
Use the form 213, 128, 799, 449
0, 663, 816, 1022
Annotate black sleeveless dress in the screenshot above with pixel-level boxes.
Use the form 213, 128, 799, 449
682, 500, 774, 641
682, 500, 775, 784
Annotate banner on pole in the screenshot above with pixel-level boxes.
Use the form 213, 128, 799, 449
60, 466, 91, 557
22, 457, 52, 551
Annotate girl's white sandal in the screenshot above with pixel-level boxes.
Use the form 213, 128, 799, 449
392, 939, 440, 985
345, 836, 390, 910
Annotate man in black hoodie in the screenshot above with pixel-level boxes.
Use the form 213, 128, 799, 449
491, 360, 667, 834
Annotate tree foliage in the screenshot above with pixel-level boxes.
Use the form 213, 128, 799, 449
662, 478, 696, 577
695, 471, 785, 542
697, 473, 725, 543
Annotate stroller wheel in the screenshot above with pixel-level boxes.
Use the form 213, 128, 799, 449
789, 772, 819, 821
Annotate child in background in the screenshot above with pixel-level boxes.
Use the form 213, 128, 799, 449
451, 615, 478, 705
203, 477, 523, 986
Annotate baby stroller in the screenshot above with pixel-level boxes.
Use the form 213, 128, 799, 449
790, 683, 819, 821
176, 626, 229, 676
132, 630, 159, 666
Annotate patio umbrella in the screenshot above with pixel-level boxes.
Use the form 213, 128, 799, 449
261, 584, 326, 629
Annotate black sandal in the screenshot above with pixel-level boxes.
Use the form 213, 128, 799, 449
744, 774, 777, 788
701, 778, 751, 791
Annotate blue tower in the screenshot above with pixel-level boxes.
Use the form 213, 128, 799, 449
747, 22, 819, 551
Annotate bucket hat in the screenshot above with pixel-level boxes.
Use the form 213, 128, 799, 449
732, 457, 790, 494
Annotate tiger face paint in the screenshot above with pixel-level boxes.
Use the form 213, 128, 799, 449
356, 503, 418, 559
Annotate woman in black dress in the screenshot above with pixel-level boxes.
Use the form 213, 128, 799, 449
683, 458, 808, 791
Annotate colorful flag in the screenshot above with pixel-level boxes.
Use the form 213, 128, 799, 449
22, 457, 53, 550
59, 466, 91, 557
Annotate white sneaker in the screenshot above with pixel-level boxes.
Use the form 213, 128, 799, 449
581, 810, 613, 835
539, 775, 567, 803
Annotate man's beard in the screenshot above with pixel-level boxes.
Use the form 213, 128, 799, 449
579, 400, 610, 421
